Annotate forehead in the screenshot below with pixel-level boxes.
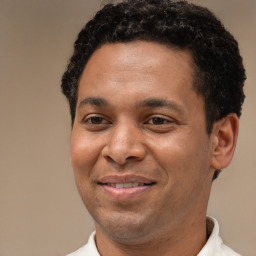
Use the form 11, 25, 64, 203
78, 41, 197, 108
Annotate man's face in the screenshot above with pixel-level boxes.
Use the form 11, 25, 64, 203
71, 41, 216, 243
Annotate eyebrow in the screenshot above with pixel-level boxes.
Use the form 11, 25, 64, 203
78, 97, 109, 108
78, 96, 185, 114
138, 98, 185, 114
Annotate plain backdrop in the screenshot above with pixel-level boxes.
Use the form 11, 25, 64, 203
0, 0, 255, 255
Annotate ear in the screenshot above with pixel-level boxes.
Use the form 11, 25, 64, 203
211, 114, 239, 170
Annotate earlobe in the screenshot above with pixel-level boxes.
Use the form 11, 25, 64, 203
211, 114, 239, 170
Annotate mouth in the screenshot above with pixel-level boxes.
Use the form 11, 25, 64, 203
98, 176, 156, 201
100, 182, 154, 188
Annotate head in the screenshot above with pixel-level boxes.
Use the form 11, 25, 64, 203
61, 0, 246, 250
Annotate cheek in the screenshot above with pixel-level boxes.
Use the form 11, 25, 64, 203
151, 134, 211, 214
70, 132, 100, 204
149, 135, 189, 169
149, 132, 210, 182
70, 131, 100, 179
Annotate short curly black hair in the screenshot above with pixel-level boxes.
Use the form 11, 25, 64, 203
61, 0, 246, 135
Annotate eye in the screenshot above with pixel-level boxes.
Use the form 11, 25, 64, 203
144, 115, 176, 133
82, 115, 111, 130
86, 116, 106, 124
147, 117, 171, 125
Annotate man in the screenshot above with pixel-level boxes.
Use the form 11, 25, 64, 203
61, 0, 246, 255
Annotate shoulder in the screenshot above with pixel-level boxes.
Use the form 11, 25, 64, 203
220, 243, 241, 256
198, 217, 241, 256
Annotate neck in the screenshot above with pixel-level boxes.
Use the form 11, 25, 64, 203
95, 216, 208, 256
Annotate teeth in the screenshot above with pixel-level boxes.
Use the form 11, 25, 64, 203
116, 183, 124, 188
124, 183, 132, 188
109, 183, 143, 188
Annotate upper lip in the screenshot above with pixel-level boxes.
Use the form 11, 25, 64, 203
98, 175, 156, 185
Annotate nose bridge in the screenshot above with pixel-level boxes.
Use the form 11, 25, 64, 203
103, 119, 146, 165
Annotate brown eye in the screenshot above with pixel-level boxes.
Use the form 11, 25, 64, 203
83, 115, 110, 125
149, 117, 170, 125
144, 116, 176, 133
88, 116, 104, 124
82, 115, 111, 132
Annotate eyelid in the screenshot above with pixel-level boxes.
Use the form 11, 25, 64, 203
145, 115, 175, 124
82, 114, 111, 124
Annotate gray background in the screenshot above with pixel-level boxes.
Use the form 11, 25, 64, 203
0, 0, 255, 255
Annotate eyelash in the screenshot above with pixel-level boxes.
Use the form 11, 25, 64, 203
83, 115, 110, 125
83, 115, 174, 127
146, 117, 172, 125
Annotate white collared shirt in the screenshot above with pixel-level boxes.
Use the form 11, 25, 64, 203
66, 217, 241, 256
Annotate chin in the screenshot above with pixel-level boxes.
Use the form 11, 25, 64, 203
94, 210, 157, 244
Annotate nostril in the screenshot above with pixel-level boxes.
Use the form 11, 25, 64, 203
126, 156, 138, 161
104, 155, 115, 163
103, 154, 138, 167
103, 154, 126, 166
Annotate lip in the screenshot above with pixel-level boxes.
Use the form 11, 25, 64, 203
98, 175, 156, 201
99, 174, 155, 184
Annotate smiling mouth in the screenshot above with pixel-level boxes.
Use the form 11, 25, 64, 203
100, 182, 155, 189
98, 180, 156, 201
97, 174, 156, 200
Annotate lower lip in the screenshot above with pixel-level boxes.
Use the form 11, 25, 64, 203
100, 184, 153, 201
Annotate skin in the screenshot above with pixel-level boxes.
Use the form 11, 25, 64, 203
70, 41, 239, 256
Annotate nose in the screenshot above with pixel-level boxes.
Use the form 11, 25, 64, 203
102, 121, 146, 166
